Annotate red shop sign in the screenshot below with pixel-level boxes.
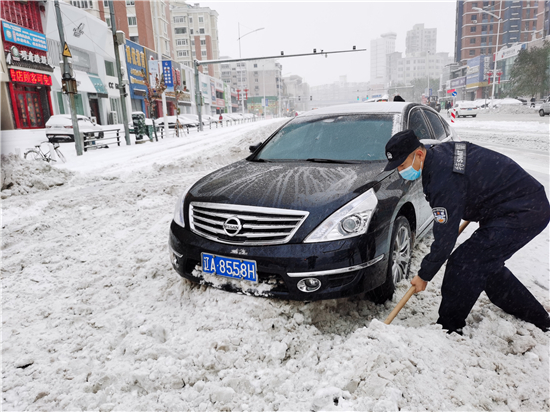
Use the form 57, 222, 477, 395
9, 69, 52, 86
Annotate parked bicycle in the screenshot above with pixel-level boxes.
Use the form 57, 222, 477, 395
24, 141, 66, 163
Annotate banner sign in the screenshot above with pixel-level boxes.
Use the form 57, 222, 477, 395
2, 21, 47, 51
125, 40, 147, 98
162, 61, 173, 87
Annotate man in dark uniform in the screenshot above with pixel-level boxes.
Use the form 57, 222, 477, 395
383, 130, 550, 334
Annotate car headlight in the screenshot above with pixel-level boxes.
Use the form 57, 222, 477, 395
173, 186, 192, 228
304, 188, 378, 243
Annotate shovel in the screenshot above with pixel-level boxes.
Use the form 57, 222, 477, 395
384, 220, 471, 325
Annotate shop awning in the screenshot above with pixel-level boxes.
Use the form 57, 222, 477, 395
88, 74, 108, 98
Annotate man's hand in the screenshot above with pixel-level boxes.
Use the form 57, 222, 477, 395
411, 275, 428, 293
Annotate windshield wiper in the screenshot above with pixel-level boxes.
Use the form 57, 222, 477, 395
305, 158, 356, 164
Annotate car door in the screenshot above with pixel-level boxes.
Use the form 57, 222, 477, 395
406, 108, 435, 236
422, 108, 450, 141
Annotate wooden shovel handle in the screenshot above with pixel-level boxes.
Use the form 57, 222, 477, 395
384, 286, 416, 324
383, 220, 471, 325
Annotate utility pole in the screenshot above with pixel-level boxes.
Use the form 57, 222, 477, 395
153, 2, 169, 137
107, 1, 131, 145
54, 0, 83, 156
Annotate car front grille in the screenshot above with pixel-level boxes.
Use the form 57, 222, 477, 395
189, 202, 309, 245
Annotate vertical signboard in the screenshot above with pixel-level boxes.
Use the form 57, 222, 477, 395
125, 40, 147, 99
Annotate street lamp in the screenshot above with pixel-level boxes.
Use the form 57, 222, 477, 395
237, 24, 265, 113
473, 6, 502, 106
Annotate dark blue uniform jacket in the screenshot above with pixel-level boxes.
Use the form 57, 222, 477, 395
419, 141, 545, 282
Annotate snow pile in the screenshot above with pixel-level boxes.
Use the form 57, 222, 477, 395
1, 154, 74, 198
2, 118, 549, 411
478, 104, 535, 115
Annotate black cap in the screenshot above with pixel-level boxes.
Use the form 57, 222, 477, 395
383, 129, 421, 171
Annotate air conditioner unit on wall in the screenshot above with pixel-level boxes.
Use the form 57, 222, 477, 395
108, 111, 118, 124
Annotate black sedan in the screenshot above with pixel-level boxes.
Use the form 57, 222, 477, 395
169, 102, 458, 303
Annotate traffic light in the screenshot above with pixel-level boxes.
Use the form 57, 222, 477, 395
298, 96, 301, 101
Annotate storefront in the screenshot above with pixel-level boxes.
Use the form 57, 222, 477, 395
465, 55, 488, 100
44, 1, 115, 124
2, 20, 54, 129
449, 76, 466, 101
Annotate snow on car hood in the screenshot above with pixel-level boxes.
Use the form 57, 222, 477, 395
189, 159, 386, 213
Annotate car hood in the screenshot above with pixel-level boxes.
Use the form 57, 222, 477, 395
188, 159, 388, 214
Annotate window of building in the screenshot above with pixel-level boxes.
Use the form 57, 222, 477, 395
471, 15, 477, 21
174, 16, 186, 23
190, 28, 194, 34
164, 22, 168, 34
470, 38, 476, 44
199, 28, 205, 34
177, 50, 189, 57
105, 16, 111, 27
176, 39, 188, 46
103, 61, 114, 77
126, 0, 135, 5
71, 1, 93, 8
255, 86, 259, 90
201, 51, 207, 56
130, 35, 139, 42
254, 64, 258, 68
470, 26, 477, 32
189, 17, 193, 23
469, 50, 476, 56
104, 0, 109, 6
199, 16, 204, 23
200, 40, 206, 45
481, 25, 487, 32
175, 27, 187, 34
128, 16, 137, 26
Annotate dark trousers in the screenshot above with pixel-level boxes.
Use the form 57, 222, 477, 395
438, 193, 550, 332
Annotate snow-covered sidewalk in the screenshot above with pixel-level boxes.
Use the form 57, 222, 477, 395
2, 117, 549, 411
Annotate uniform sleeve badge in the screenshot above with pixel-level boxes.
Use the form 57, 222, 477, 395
432, 207, 448, 224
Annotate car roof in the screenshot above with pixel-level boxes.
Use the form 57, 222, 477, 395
299, 102, 416, 117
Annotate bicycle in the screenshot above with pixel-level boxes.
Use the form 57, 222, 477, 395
24, 141, 66, 163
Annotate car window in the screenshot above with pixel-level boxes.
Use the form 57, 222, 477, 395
423, 110, 447, 140
408, 109, 432, 140
256, 114, 395, 161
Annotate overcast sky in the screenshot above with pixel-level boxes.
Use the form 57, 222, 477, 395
199, 1, 457, 87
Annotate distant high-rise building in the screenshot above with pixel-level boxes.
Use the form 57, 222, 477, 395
170, 1, 220, 79
455, 0, 549, 64
370, 32, 396, 85
406, 23, 437, 54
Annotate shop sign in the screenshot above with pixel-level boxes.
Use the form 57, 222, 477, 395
495, 43, 526, 61
449, 76, 466, 88
125, 40, 147, 98
216, 98, 225, 107
2, 21, 48, 51
10, 68, 52, 86
210, 79, 216, 102
162, 61, 173, 87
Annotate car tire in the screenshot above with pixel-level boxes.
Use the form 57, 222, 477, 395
99, 132, 104, 139
540, 109, 546, 117
472, 115, 477, 117
365, 215, 412, 304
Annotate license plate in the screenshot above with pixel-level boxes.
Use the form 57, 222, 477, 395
201, 253, 257, 282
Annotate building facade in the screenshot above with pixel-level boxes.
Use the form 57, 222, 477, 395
170, 2, 220, 79
1, 0, 54, 130
455, 0, 549, 64
406, 23, 437, 55
370, 32, 396, 87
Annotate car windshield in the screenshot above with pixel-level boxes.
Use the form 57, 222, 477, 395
255, 114, 396, 162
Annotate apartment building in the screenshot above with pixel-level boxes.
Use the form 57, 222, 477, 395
309, 76, 370, 107
170, 2, 220, 79
370, 32, 396, 87
406, 23, 437, 54
387, 51, 453, 85
455, 0, 549, 64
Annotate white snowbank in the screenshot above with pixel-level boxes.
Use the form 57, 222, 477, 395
2, 117, 549, 411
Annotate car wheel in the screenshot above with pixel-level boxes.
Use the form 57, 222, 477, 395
99, 132, 104, 139
472, 115, 477, 117
365, 215, 412, 304
540, 109, 546, 117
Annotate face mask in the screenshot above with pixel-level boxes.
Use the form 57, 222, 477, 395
399, 153, 422, 181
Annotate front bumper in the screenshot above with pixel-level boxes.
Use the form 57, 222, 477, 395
168, 221, 390, 301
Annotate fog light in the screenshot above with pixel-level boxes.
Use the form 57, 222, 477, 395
297, 278, 321, 293
169, 248, 181, 269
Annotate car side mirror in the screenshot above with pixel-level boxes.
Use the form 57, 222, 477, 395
249, 142, 263, 153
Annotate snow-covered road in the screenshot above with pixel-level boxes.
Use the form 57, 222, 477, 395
2, 115, 549, 411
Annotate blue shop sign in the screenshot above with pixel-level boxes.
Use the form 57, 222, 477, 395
2, 21, 47, 51
162, 61, 173, 88
125, 40, 147, 99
